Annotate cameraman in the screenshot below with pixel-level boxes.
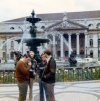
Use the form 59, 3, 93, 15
28, 51, 37, 101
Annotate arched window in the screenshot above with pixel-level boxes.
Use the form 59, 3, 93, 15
10, 51, 14, 59
90, 39, 93, 47
2, 52, 6, 60
90, 50, 93, 58
47, 34, 53, 42
88, 24, 93, 27
41, 26, 45, 29
96, 23, 100, 28
2, 41, 6, 50
98, 39, 100, 47
10, 27, 15, 29
11, 41, 14, 48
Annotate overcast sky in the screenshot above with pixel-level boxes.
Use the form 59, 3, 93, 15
0, 0, 100, 22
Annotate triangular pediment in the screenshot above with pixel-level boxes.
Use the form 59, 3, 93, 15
45, 19, 88, 31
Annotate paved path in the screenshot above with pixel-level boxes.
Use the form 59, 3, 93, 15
0, 80, 100, 101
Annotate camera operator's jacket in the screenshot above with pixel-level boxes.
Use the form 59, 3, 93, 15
42, 57, 56, 83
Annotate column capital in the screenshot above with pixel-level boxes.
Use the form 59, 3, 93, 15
76, 33, 80, 35
52, 33, 56, 37
68, 34, 72, 36
59, 33, 63, 37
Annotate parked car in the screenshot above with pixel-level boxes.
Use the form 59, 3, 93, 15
55, 59, 69, 67
76, 57, 97, 67
7, 59, 14, 63
83, 58, 97, 63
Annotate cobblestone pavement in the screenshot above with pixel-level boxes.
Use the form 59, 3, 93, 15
0, 80, 100, 101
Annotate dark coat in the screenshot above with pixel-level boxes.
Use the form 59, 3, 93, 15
42, 57, 56, 83
29, 58, 37, 78
38, 61, 47, 79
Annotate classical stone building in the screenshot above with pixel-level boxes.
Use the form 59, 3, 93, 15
0, 10, 100, 62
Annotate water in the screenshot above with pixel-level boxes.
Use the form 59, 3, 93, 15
0, 18, 30, 51
0, 40, 8, 50
63, 36, 73, 52
0, 36, 27, 51
18, 18, 31, 52
0, 37, 18, 50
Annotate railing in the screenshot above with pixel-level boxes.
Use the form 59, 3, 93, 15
0, 66, 100, 84
0, 70, 16, 84
56, 66, 100, 82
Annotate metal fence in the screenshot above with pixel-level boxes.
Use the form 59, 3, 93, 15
56, 66, 100, 82
0, 66, 100, 84
0, 70, 16, 84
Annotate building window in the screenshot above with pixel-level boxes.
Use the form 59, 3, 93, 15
2, 52, 6, 60
90, 50, 93, 58
98, 39, 100, 59
11, 41, 14, 48
65, 51, 68, 57
96, 23, 100, 28
10, 51, 14, 59
98, 39, 100, 47
57, 51, 60, 57
90, 39, 93, 47
80, 50, 84, 57
88, 24, 93, 27
41, 26, 45, 29
2, 41, 6, 50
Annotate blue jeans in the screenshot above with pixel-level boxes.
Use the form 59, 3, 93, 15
39, 80, 49, 101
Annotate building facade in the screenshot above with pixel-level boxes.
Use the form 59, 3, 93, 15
0, 10, 100, 62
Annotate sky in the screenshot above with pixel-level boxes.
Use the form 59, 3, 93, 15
0, 0, 100, 22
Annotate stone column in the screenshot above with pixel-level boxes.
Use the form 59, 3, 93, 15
52, 34, 57, 58
76, 33, 80, 55
68, 34, 72, 57
85, 31, 88, 57
60, 34, 64, 60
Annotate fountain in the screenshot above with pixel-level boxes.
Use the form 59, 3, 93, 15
15, 10, 49, 62
0, 10, 49, 70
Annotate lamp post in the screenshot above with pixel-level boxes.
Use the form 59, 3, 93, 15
86, 46, 87, 58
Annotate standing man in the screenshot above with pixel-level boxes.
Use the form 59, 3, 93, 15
43, 50, 56, 101
38, 53, 48, 101
29, 51, 37, 101
15, 54, 31, 101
